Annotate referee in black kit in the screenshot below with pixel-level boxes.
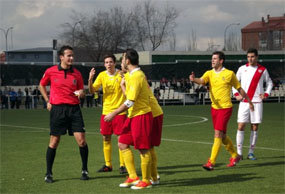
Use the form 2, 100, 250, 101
39, 45, 89, 183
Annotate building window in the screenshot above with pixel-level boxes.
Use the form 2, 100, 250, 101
21, 54, 26, 59
34, 54, 39, 59
258, 32, 267, 50
273, 30, 282, 50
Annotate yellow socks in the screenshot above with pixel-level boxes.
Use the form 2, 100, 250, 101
149, 147, 158, 181
103, 140, 112, 167
140, 150, 151, 183
119, 149, 125, 167
210, 137, 222, 165
222, 136, 238, 158
121, 148, 137, 179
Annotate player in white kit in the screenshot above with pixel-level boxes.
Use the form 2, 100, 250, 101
233, 48, 273, 160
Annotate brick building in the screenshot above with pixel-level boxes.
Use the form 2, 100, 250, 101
241, 14, 285, 51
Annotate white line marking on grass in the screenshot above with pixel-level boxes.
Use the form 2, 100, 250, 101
1, 124, 49, 130
1, 124, 284, 151
0, 124, 101, 134
164, 115, 208, 127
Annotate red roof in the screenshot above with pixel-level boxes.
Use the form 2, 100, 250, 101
242, 15, 285, 33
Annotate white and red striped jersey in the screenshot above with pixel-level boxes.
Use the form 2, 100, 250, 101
232, 63, 273, 103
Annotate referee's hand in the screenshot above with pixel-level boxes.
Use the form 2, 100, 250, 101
47, 102, 52, 111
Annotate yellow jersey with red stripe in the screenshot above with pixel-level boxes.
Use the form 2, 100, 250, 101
125, 68, 151, 118
201, 68, 241, 109
92, 70, 126, 115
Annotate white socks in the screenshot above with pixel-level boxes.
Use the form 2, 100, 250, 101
236, 130, 244, 156
249, 131, 258, 154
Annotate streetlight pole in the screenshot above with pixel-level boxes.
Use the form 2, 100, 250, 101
65, 21, 81, 47
224, 23, 240, 51
0, 27, 14, 62
0, 27, 13, 51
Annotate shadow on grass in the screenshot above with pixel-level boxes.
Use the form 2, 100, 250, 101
255, 155, 285, 160
159, 173, 262, 187
157, 163, 227, 175
238, 161, 285, 168
56, 174, 125, 182
158, 164, 204, 170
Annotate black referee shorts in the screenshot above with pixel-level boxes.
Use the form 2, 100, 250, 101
50, 104, 85, 136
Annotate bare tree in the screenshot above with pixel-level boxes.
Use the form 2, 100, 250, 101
226, 29, 241, 51
60, 8, 139, 61
207, 38, 220, 51
132, 1, 178, 51
58, 1, 179, 61
186, 29, 197, 51
169, 30, 176, 51
191, 29, 197, 51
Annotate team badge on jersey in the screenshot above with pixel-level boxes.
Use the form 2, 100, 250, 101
258, 70, 262, 73
73, 79, 77, 85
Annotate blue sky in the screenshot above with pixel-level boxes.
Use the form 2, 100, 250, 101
0, 0, 284, 51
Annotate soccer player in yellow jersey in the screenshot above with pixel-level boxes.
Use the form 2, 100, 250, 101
104, 49, 153, 190
148, 93, 163, 185
121, 55, 163, 186
88, 54, 127, 174
189, 51, 254, 171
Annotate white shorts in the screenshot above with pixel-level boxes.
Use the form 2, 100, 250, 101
237, 102, 263, 124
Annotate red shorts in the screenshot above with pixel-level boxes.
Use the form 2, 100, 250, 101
211, 107, 232, 133
100, 114, 127, 136
151, 114, 163, 147
119, 112, 153, 150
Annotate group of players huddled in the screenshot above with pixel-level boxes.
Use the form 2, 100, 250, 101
39, 46, 272, 189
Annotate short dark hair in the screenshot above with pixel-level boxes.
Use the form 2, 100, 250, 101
212, 51, 225, 63
247, 48, 258, 56
58, 45, 73, 56
125, 49, 139, 65
103, 53, 116, 63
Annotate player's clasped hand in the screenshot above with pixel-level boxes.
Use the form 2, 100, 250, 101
104, 113, 115, 122
249, 102, 254, 112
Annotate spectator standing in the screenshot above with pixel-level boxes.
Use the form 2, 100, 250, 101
9, 88, 17, 109
24, 87, 31, 109
2, 86, 9, 109
33, 86, 41, 109
16, 88, 24, 109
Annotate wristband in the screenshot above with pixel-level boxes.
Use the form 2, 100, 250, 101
264, 93, 269, 98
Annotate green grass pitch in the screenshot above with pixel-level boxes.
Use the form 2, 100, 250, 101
1, 103, 284, 193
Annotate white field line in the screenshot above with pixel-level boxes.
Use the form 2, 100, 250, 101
163, 115, 208, 127
1, 124, 284, 152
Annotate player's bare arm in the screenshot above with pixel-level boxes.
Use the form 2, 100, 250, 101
237, 87, 254, 111
88, 68, 96, 94
104, 103, 129, 122
120, 77, 126, 95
